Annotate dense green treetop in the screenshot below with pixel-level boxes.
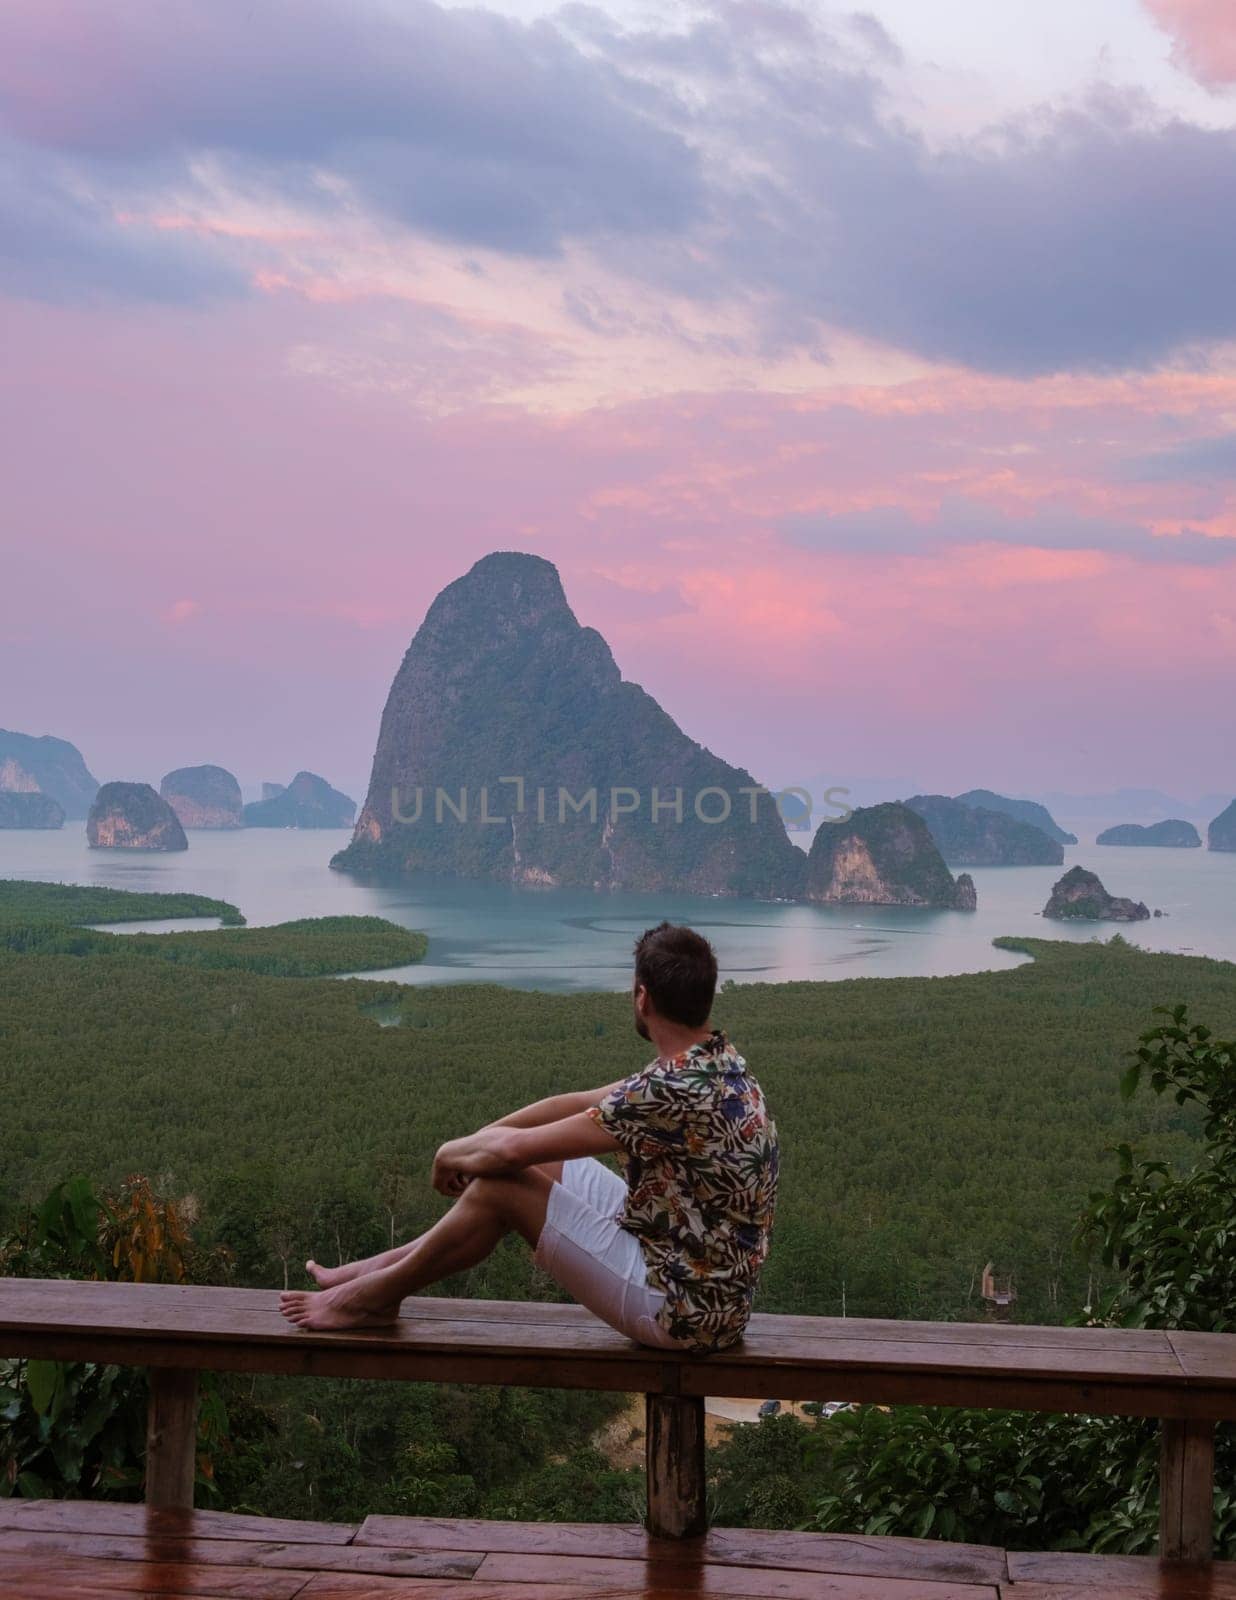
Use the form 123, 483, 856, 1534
0, 879, 246, 926
0, 916, 427, 978
4, 916, 1236, 1324
5, 882, 1236, 1539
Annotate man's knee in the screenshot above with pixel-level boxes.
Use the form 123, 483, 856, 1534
456, 1175, 504, 1212
459, 1169, 542, 1213
458, 1168, 550, 1242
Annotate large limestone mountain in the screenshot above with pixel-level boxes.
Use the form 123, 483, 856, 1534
0, 729, 98, 819
804, 802, 977, 909
333, 552, 806, 897
905, 794, 1063, 866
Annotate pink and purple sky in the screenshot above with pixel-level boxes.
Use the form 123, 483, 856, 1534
2, 0, 1235, 803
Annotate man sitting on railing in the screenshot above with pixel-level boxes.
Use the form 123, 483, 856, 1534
280, 922, 779, 1351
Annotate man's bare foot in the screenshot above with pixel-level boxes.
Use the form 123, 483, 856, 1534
279, 1277, 401, 1331
305, 1258, 363, 1289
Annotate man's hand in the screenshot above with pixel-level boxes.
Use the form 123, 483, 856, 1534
431, 1130, 516, 1196
432, 1113, 623, 1197
431, 1142, 473, 1196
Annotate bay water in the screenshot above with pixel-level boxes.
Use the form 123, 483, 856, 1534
2, 823, 1233, 991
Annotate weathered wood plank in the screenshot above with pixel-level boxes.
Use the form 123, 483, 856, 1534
999, 1583, 1228, 1600
1168, 1332, 1236, 1384
646, 1393, 707, 1539
354, 1516, 1007, 1582
1160, 1418, 1215, 1563
0, 1549, 309, 1597
1008, 1548, 1236, 1590
473, 1550, 998, 1597
146, 1367, 200, 1510
0, 1499, 356, 1544
296, 1580, 636, 1600
0, 1527, 482, 1580
704, 1528, 1006, 1584
355, 1514, 656, 1556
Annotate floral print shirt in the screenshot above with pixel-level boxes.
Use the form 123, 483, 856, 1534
588, 1030, 778, 1351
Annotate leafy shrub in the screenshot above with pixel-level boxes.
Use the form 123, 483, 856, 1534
0, 1175, 231, 1501
793, 1006, 1236, 1552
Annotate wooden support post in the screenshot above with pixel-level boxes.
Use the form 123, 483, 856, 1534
1160, 1418, 1215, 1563
145, 1368, 199, 1510
645, 1391, 707, 1539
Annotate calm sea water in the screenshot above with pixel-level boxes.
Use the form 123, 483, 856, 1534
2, 824, 1233, 991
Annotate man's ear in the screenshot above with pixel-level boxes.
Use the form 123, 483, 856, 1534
633, 982, 649, 1014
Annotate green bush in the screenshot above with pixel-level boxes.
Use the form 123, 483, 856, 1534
790, 1005, 1236, 1552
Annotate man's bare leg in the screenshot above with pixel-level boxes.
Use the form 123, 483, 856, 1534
280, 1165, 557, 1330
305, 1161, 565, 1288
305, 1239, 420, 1289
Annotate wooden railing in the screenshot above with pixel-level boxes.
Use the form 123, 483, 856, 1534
3, 1280, 1234, 1559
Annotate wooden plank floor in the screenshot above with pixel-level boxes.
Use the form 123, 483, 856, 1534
3, 1502, 1235, 1599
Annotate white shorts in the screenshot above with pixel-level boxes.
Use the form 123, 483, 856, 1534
533, 1157, 686, 1349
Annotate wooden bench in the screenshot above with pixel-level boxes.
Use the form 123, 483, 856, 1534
3, 1279, 1235, 1559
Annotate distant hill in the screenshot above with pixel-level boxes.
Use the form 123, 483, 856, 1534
1041, 788, 1225, 823
244, 771, 356, 830
906, 794, 1063, 866
332, 552, 805, 897
804, 802, 976, 909
1209, 800, 1236, 853
0, 792, 65, 829
0, 729, 98, 818
954, 789, 1077, 846
1096, 819, 1202, 848
161, 765, 243, 829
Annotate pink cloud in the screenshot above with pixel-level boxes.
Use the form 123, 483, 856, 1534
3, 291, 1236, 795
1145, 0, 1236, 85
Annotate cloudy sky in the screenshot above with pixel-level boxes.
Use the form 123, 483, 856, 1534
2, 0, 1235, 801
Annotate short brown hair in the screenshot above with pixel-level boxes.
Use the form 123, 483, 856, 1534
633, 922, 718, 1027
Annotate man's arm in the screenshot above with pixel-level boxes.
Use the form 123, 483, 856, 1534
484, 1082, 626, 1130
432, 1111, 620, 1194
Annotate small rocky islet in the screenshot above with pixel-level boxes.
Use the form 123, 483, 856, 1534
87, 782, 189, 852
1096, 819, 1202, 848
1043, 865, 1150, 923
160, 765, 244, 829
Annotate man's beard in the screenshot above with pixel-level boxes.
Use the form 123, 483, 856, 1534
633, 1006, 651, 1041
